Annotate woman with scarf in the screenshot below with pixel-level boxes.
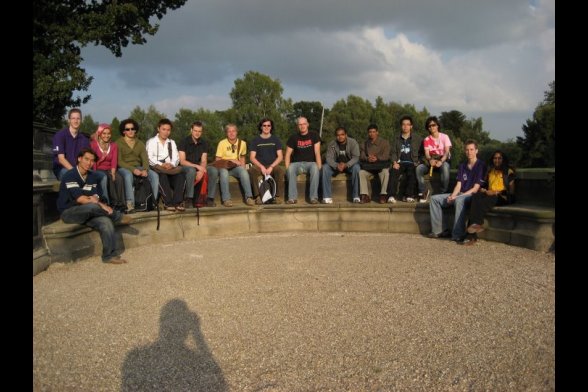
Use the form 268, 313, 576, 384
90, 123, 126, 211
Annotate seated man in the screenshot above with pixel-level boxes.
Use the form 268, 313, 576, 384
285, 117, 322, 204
359, 124, 390, 204
52, 108, 89, 180
387, 115, 422, 203
57, 148, 132, 264
209, 123, 255, 207
321, 126, 361, 203
248, 118, 285, 204
428, 140, 486, 243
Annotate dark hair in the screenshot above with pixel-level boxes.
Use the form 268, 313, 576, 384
489, 150, 512, 173
119, 119, 139, 136
191, 121, 203, 128
367, 124, 378, 132
68, 108, 82, 119
257, 118, 274, 134
425, 116, 440, 130
158, 118, 173, 128
335, 126, 347, 135
464, 139, 478, 149
399, 115, 413, 126
77, 147, 96, 160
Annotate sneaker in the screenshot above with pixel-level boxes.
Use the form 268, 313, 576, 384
309, 198, 319, 204
387, 196, 397, 204
467, 223, 484, 234
206, 198, 217, 207
126, 201, 135, 214
419, 189, 430, 203
322, 198, 333, 204
245, 197, 255, 206
286, 199, 297, 204
352, 197, 361, 203
175, 202, 186, 212
223, 199, 233, 207
274, 196, 283, 204
255, 196, 263, 205
404, 197, 416, 203
379, 195, 387, 204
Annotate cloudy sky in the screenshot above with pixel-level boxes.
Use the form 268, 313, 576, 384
80, 0, 554, 141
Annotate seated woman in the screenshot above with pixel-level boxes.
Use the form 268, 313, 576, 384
90, 123, 126, 211
465, 150, 516, 242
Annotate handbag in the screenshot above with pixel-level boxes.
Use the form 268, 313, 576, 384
209, 139, 241, 170
150, 140, 182, 175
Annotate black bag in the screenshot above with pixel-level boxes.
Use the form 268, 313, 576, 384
360, 161, 391, 171
258, 175, 277, 204
133, 175, 154, 212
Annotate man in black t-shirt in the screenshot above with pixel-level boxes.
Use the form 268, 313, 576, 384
284, 117, 321, 204
248, 118, 285, 204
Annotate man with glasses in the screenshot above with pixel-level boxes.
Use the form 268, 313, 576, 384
284, 117, 321, 204
116, 119, 159, 213
416, 116, 452, 202
248, 118, 285, 204
52, 108, 90, 180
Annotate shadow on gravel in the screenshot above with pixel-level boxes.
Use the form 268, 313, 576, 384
121, 299, 227, 391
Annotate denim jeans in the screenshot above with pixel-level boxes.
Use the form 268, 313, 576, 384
321, 163, 360, 199
119, 167, 160, 203
416, 162, 450, 194
206, 166, 219, 199
429, 192, 472, 240
181, 166, 197, 198
55, 167, 68, 181
93, 170, 110, 204
217, 166, 253, 202
287, 162, 319, 201
61, 203, 123, 262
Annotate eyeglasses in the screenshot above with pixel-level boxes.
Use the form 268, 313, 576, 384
428, 124, 438, 128
124, 127, 136, 131
262, 124, 271, 127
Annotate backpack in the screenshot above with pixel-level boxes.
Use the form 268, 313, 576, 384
133, 175, 154, 212
258, 175, 277, 204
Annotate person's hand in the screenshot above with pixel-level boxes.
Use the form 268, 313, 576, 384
89, 195, 100, 204
132, 168, 142, 176
337, 162, 346, 172
232, 159, 241, 166
111, 172, 116, 181
98, 202, 113, 214
162, 162, 173, 170
392, 162, 400, 170
368, 154, 377, 163
141, 169, 148, 177
435, 160, 443, 168
447, 194, 457, 203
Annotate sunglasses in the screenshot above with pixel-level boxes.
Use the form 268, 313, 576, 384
124, 127, 136, 131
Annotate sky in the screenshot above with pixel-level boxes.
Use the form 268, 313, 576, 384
79, 0, 554, 142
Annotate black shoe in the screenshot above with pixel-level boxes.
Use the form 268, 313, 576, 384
206, 198, 217, 207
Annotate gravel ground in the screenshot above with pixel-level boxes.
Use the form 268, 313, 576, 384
33, 232, 555, 391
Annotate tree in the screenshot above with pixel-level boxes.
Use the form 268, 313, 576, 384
173, 108, 226, 161
80, 114, 99, 136
289, 101, 327, 136
33, 0, 187, 126
110, 117, 121, 141
439, 110, 466, 140
229, 71, 292, 142
129, 105, 167, 143
516, 81, 555, 167
325, 95, 374, 144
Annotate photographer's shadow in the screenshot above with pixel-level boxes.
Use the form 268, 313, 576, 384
121, 299, 227, 391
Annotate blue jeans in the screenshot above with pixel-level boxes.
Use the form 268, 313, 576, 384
206, 166, 219, 199
119, 167, 160, 203
181, 166, 197, 198
416, 162, 450, 194
93, 170, 110, 204
321, 163, 360, 199
55, 167, 68, 181
287, 162, 319, 201
429, 192, 472, 240
60, 203, 123, 262
217, 166, 252, 202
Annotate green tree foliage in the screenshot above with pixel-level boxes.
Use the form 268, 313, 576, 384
172, 108, 225, 161
516, 81, 555, 167
478, 139, 523, 167
110, 117, 121, 141
229, 71, 293, 143
372, 96, 395, 138
325, 95, 374, 144
80, 114, 99, 136
439, 110, 466, 140
290, 101, 328, 137
33, 0, 187, 127
129, 105, 167, 142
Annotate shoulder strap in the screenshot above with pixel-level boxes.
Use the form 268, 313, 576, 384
168, 140, 173, 162
237, 139, 242, 158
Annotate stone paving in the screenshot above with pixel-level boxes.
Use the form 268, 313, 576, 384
33, 232, 555, 391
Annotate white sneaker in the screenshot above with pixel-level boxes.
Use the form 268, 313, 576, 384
322, 198, 333, 204
405, 197, 416, 203
352, 197, 361, 203
387, 196, 397, 204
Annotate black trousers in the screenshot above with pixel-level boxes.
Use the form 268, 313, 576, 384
158, 172, 186, 206
387, 163, 417, 198
468, 193, 499, 225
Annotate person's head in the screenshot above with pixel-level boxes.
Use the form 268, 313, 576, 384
77, 148, 97, 171
190, 121, 203, 140
95, 123, 112, 143
367, 124, 379, 141
157, 118, 173, 140
425, 116, 440, 134
67, 108, 82, 130
335, 127, 348, 144
119, 119, 139, 138
258, 118, 274, 134
490, 150, 510, 170
400, 115, 413, 134
225, 123, 238, 141
297, 117, 309, 135
464, 139, 478, 160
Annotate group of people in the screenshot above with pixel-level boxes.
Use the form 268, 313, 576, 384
54, 108, 515, 263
